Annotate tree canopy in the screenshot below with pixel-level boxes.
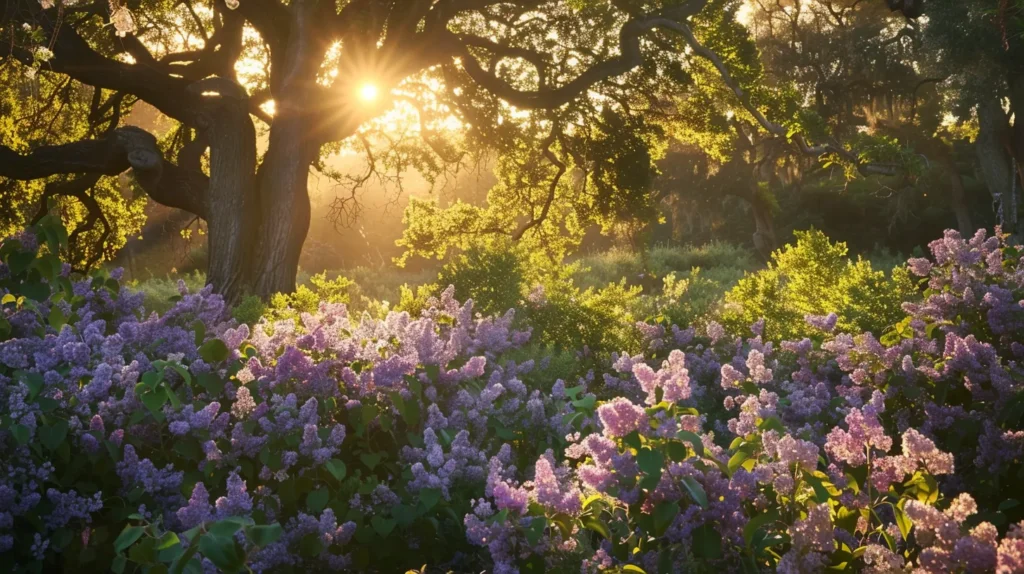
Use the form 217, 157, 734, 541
0, 0, 1011, 300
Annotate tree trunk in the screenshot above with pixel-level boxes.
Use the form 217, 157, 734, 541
749, 180, 777, 262
191, 79, 259, 305
940, 154, 974, 236
251, 114, 317, 298
976, 98, 1017, 237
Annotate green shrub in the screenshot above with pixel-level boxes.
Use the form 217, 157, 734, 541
231, 294, 266, 325
721, 229, 919, 340
263, 272, 357, 324
394, 283, 438, 317
527, 279, 643, 355
634, 267, 731, 329
436, 241, 527, 317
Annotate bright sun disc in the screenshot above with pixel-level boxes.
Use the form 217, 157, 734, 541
358, 83, 378, 102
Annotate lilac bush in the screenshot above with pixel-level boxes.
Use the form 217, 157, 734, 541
2, 219, 1024, 573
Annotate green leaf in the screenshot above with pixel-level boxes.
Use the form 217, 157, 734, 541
325, 459, 347, 482
743, 509, 779, 547
623, 430, 642, 451
692, 523, 723, 559
10, 423, 31, 446
525, 517, 547, 545
999, 499, 1020, 512
681, 476, 708, 509
198, 534, 244, 573
40, 419, 69, 451
636, 448, 664, 480
142, 371, 162, 389
757, 416, 785, 433
360, 453, 382, 471
167, 363, 192, 385
893, 505, 912, 541
653, 501, 679, 536
306, 488, 330, 513
111, 554, 127, 574
675, 430, 705, 457
197, 373, 225, 396
155, 532, 181, 550
581, 517, 610, 540
48, 306, 67, 331
299, 533, 324, 557
169, 539, 200, 574
245, 524, 283, 547
571, 395, 596, 410
419, 488, 442, 511
804, 473, 831, 503
665, 441, 690, 462
141, 389, 168, 414
392, 503, 417, 526
21, 371, 44, 399
114, 526, 145, 554
198, 339, 229, 363
728, 450, 750, 474
208, 518, 249, 538
192, 320, 206, 347
371, 515, 396, 538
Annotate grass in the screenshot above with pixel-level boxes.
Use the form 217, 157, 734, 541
571, 242, 758, 291
127, 241, 759, 323
127, 271, 208, 315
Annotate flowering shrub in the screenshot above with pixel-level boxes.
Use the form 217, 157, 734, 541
3, 219, 1024, 573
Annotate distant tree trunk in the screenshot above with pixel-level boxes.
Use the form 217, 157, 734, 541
749, 180, 777, 261
976, 98, 1018, 238
938, 152, 974, 236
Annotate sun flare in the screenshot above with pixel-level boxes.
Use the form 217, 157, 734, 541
358, 83, 379, 102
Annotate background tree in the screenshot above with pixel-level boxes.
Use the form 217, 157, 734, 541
0, 0, 974, 302
653, 0, 1001, 257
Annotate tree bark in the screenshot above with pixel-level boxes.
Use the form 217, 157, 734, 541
251, 114, 317, 298
945, 158, 974, 237
750, 181, 778, 262
188, 79, 259, 305
975, 98, 1017, 237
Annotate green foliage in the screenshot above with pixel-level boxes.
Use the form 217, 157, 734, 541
394, 283, 439, 318
231, 295, 266, 325
436, 241, 527, 317
527, 279, 643, 356
721, 229, 918, 340
0, 67, 147, 269
264, 272, 357, 323
637, 268, 732, 330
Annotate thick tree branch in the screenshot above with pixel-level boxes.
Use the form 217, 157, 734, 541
0, 127, 210, 218
29, 7, 197, 124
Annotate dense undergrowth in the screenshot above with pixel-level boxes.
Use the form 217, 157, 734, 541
2, 218, 1024, 573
